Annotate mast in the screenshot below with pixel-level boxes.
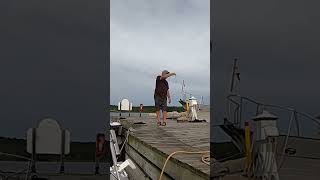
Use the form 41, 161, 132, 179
230, 58, 240, 93
181, 80, 186, 100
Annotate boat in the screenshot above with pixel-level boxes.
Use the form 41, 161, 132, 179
178, 80, 206, 122
212, 59, 320, 180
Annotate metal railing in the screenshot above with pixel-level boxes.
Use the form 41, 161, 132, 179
225, 94, 320, 138
0, 152, 33, 180
224, 94, 320, 176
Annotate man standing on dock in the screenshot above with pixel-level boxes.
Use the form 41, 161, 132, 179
154, 70, 176, 126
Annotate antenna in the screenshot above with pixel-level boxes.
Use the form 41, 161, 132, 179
181, 80, 186, 100
181, 80, 184, 96
230, 58, 239, 93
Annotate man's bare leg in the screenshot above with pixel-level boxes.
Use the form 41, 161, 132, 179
156, 110, 161, 125
162, 111, 167, 125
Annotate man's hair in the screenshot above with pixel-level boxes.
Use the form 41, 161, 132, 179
162, 70, 170, 75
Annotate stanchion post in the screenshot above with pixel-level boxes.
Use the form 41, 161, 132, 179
31, 128, 37, 173
244, 121, 252, 171
95, 155, 100, 175
60, 130, 65, 174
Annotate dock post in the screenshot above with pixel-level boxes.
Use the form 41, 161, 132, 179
59, 130, 65, 174
31, 128, 37, 173
95, 156, 100, 175
139, 104, 143, 117
244, 121, 252, 171
186, 100, 189, 112
119, 101, 122, 117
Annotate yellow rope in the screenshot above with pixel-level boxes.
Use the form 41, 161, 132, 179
158, 150, 210, 180
201, 153, 210, 165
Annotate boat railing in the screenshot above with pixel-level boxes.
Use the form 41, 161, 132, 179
226, 94, 320, 138
224, 94, 320, 175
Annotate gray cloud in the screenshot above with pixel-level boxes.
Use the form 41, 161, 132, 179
0, 0, 107, 141
111, 0, 210, 106
212, 0, 320, 141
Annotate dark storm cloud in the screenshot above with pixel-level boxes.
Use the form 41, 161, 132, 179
0, 0, 107, 141
212, 0, 320, 141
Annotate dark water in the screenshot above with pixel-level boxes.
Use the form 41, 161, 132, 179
0, 161, 109, 175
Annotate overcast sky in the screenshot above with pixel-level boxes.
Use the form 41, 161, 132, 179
110, 0, 210, 106
212, 0, 320, 141
0, 0, 107, 141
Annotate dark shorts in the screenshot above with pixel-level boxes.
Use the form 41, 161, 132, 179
154, 96, 167, 111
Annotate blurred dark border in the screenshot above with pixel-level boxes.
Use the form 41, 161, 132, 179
0, 0, 110, 176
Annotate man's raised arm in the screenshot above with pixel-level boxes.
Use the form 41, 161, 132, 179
160, 72, 176, 80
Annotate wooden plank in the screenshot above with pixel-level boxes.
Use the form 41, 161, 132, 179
125, 145, 173, 180
118, 115, 210, 179
127, 134, 209, 180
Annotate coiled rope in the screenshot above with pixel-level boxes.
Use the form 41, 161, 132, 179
158, 150, 210, 180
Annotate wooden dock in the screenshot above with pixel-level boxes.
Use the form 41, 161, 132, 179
2, 174, 108, 180
116, 113, 210, 180
35, 174, 108, 180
